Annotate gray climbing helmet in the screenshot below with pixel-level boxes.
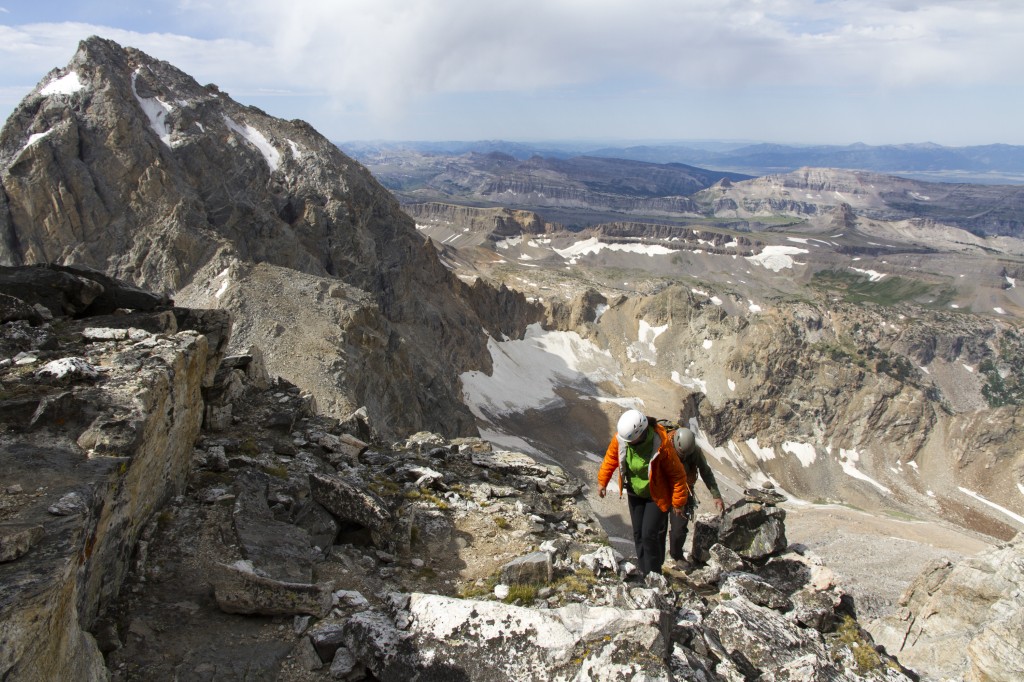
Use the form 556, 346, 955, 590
672, 427, 696, 455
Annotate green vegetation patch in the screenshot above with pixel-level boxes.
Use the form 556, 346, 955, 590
503, 584, 538, 604
458, 575, 498, 599
874, 353, 918, 382
980, 331, 1024, 407
833, 615, 884, 674
259, 463, 289, 479
404, 488, 449, 509
553, 567, 598, 595
369, 476, 401, 497
812, 269, 943, 306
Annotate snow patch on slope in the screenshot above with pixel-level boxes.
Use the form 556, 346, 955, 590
783, 441, 817, 467
850, 268, 886, 282
746, 246, 808, 272
132, 70, 175, 147
627, 320, 668, 366
838, 448, 891, 493
461, 323, 618, 421
959, 487, 1024, 528
41, 71, 85, 96
554, 237, 677, 263
224, 116, 281, 172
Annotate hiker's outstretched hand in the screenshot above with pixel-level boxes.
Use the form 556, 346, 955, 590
598, 487, 606, 498
714, 498, 725, 514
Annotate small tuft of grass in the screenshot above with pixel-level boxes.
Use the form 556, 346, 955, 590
156, 509, 175, 531
835, 615, 884, 673
405, 488, 449, 509
260, 463, 289, 479
458, 575, 498, 599
370, 477, 401, 497
420, 490, 448, 510
504, 584, 538, 604
239, 438, 260, 456
554, 568, 598, 595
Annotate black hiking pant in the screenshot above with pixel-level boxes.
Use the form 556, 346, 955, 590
627, 493, 669, 575
668, 498, 696, 560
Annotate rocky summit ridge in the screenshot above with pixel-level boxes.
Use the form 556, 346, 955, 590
0, 264, 944, 681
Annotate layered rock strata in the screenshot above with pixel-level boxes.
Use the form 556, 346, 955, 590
0, 267, 228, 681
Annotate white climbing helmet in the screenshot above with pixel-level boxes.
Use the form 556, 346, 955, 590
616, 409, 648, 443
672, 427, 696, 455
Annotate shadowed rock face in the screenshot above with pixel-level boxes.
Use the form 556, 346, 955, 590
0, 36, 542, 439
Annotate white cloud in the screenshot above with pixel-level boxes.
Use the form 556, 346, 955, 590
3, 1, 1024, 140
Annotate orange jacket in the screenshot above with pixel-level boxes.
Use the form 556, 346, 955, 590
597, 420, 688, 512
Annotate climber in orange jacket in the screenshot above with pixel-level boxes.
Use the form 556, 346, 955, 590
597, 409, 688, 575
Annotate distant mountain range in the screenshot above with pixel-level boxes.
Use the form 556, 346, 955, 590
342, 140, 1024, 185
345, 143, 1024, 237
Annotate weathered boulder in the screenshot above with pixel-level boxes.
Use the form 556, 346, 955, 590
687, 543, 746, 589
343, 594, 671, 681
718, 501, 788, 560
314, 431, 370, 466
308, 621, 349, 663
232, 471, 315, 583
219, 347, 271, 392
578, 546, 621, 576
721, 572, 792, 611
742, 485, 788, 506
500, 551, 553, 586
309, 472, 395, 551
293, 500, 340, 553
0, 291, 46, 324
704, 596, 838, 678
329, 646, 362, 679
790, 588, 839, 632
0, 523, 44, 562
471, 450, 551, 477
211, 562, 334, 617
0, 264, 104, 316
691, 513, 722, 565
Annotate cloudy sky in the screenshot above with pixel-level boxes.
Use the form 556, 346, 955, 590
1, 0, 1021, 145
